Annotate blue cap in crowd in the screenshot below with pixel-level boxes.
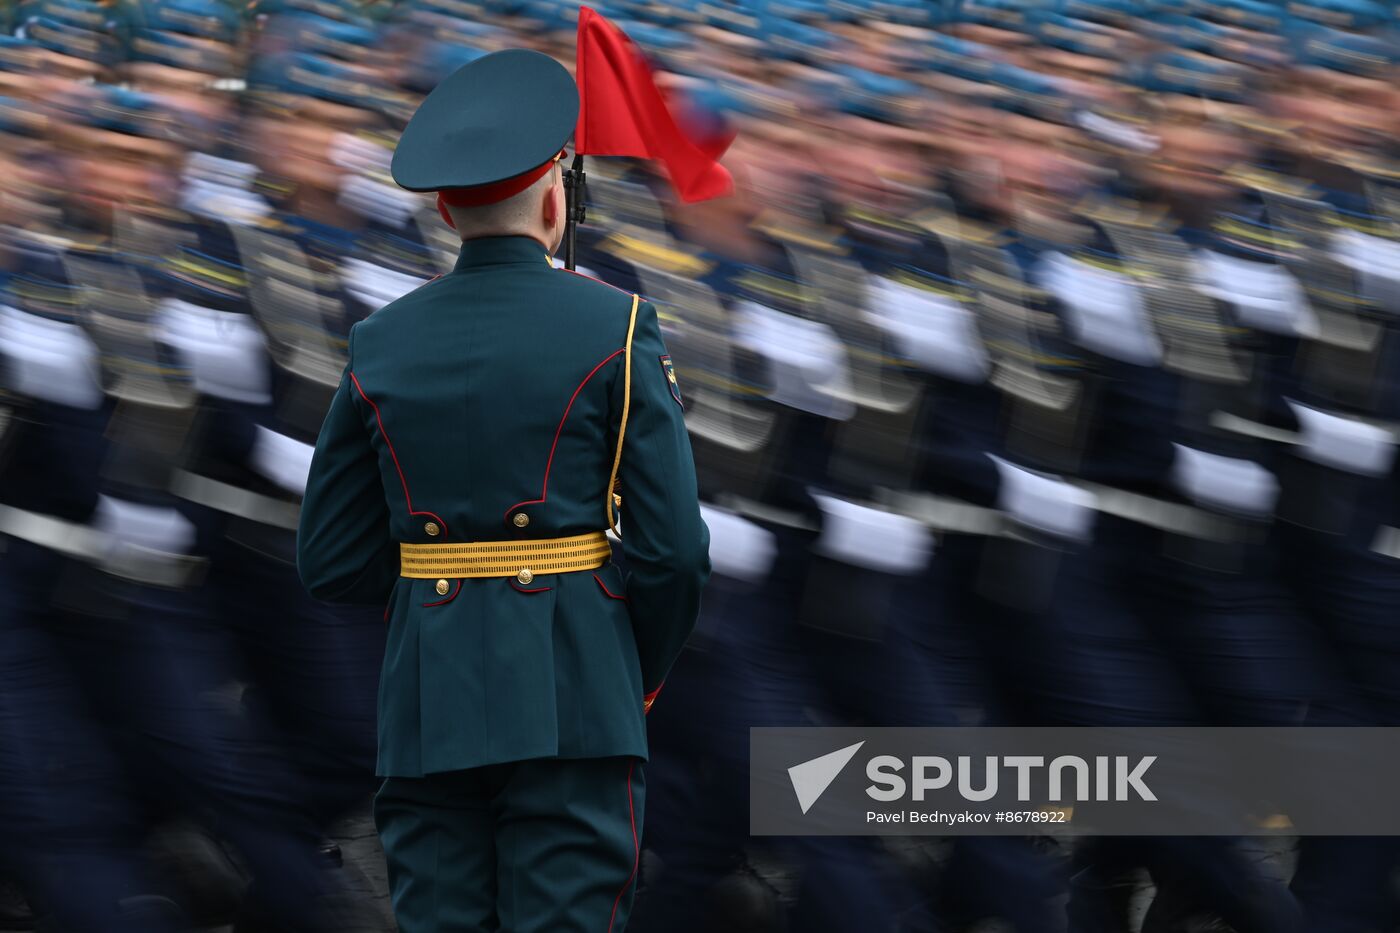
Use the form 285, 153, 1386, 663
283, 14, 379, 62
26, 16, 122, 66
74, 84, 177, 138
766, 16, 836, 62
954, 0, 1035, 32
699, 2, 765, 38
1053, 0, 1138, 25
989, 63, 1074, 121
249, 0, 368, 24
921, 32, 999, 81
249, 51, 384, 110
0, 35, 38, 72
865, 0, 940, 26
1196, 0, 1286, 33
1143, 12, 1227, 52
1286, 0, 1391, 32
143, 0, 240, 43
130, 27, 235, 73
405, 40, 488, 93
1139, 50, 1252, 102
1293, 23, 1396, 77
26, 0, 123, 34
1030, 10, 1121, 57
834, 65, 920, 123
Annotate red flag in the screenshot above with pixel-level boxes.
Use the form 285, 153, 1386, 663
574, 6, 733, 203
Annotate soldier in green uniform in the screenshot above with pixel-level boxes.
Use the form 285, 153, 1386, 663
296, 48, 711, 933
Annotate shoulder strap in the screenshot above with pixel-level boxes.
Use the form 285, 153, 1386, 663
606, 293, 641, 537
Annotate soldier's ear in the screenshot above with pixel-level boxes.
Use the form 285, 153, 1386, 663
541, 176, 560, 228
436, 194, 457, 230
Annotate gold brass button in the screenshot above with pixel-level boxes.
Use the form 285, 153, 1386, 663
434, 579, 450, 596
424, 521, 440, 537
516, 568, 534, 586
512, 512, 530, 528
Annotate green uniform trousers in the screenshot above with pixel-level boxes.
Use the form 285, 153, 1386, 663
373, 755, 645, 932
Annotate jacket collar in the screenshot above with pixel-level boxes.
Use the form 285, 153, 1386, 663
453, 235, 552, 271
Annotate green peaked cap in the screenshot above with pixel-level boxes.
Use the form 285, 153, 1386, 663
391, 47, 579, 193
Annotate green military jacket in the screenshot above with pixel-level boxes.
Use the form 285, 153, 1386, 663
297, 235, 710, 777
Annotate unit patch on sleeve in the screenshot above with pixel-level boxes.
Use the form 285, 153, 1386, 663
660, 354, 683, 408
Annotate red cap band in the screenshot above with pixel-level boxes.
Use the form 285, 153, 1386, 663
436, 148, 566, 208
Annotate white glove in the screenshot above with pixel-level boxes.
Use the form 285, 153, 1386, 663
1287, 400, 1397, 477
810, 492, 933, 575
991, 456, 1096, 541
1171, 445, 1278, 517
251, 426, 316, 497
699, 504, 778, 582
94, 496, 196, 557
0, 304, 104, 409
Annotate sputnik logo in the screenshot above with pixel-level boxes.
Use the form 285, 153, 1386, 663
788, 741, 865, 814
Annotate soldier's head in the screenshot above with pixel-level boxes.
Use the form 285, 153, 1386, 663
53, 84, 185, 220
436, 157, 568, 253
1137, 52, 1257, 201
1280, 26, 1396, 164
0, 98, 56, 228
0, 38, 42, 101
391, 48, 579, 256
125, 0, 243, 134
1143, 117, 1249, 201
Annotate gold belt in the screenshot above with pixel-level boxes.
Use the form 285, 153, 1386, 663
399, 531, 611, 580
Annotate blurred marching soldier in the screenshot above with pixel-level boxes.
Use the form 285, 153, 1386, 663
581, 178, 794, 933
297, 48, 709, 932
617, 175, 916, 933
1258, 26, 1400, 933
1029, 57, 1330, 933
901, 67, 1312, 933
11, 83, 358, 932
1261, 26, 1400, 723
631, 75, 1061, 933
123, 0, 264, 226
18, 0, 125, 85
1079, 67, 1334, 732
690, 82, 1076, 933
909, 93, 1109, 725
795, 97, 1077, 933
909, 98, 1160, 933
0, 90, 183, 933
159, 48, 432, 917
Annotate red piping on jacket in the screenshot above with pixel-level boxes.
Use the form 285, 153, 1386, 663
504, 348, 625, 523
593, 572, 628, 601
606, 760, 640, 933
560, 267, 632, 294
350, 371, 449, 537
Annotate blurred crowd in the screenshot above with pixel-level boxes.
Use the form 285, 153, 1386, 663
2, 0, 1400, 930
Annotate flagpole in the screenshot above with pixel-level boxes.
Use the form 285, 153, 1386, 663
563, 153, 586, 270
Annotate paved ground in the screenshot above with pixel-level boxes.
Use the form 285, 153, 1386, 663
0, 801, 1293, 932
320, 804, 1297, 933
